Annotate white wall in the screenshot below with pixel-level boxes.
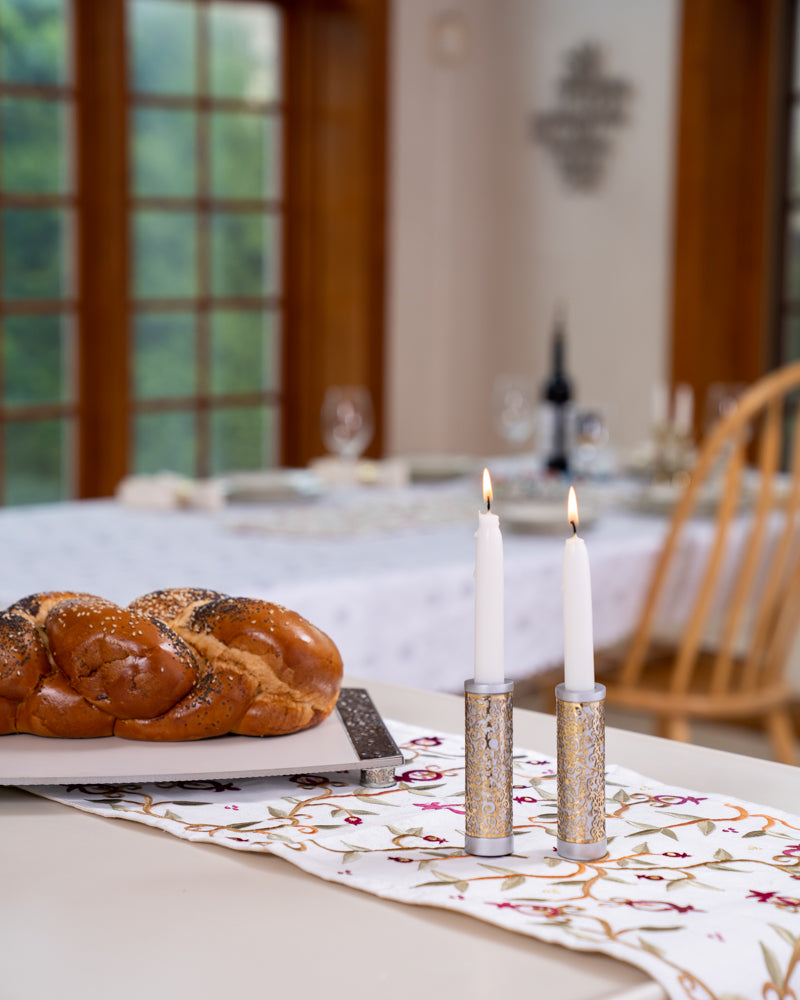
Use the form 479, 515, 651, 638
385, 0, 682, 457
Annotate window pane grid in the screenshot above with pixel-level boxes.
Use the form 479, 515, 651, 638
128, 0, 283, 478
0, 0, 75, 503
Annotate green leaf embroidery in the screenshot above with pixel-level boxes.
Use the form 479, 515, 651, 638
698, 820, 716, 835
770, 923, 799, 947
479, 863, 519, 876
501, 875, 526, 891
638, 938, 666, 958
667, 878, 689, 891
714, 848, 733, 861
760, 941, 784, 990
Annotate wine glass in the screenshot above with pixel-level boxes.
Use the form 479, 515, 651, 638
703, 382, 746, 435
320, 385, 375, 460
492, 374, 537, 447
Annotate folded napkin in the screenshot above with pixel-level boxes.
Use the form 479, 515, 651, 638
27, 722, 800, 1000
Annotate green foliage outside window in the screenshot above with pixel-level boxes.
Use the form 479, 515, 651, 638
0, 0, 282, 503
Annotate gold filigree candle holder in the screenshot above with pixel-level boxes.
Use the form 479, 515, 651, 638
464, 679, 514, 857
555, 682, 607, 861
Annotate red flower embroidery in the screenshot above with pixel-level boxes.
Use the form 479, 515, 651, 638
413, 801, 465, 815
344, 816, 362, 826
619, 900, 699, 914
747, 889, 800, 911
396, 769, 444, 783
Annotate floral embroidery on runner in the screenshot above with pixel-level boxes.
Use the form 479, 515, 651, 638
27, 721, 800, 1000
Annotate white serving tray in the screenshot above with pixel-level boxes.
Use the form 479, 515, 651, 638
1, 688, 403, 786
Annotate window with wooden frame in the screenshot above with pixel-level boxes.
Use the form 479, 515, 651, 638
0, 0, 386, 505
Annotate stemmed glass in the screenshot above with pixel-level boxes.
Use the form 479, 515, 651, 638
703, 383, 746, 435
492, 374, 537, 448
320, 385, 375, 460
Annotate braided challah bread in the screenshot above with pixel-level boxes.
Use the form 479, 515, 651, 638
0, 588, 343, 741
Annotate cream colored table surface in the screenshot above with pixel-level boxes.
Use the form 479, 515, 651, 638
4, 678, 797, 1000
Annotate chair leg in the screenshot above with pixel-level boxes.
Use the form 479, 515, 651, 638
764, 709, 798, 766
657, 716, 692, 743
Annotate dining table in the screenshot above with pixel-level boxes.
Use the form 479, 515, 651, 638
3, 676, 800, 1000
0, 457, 721, 695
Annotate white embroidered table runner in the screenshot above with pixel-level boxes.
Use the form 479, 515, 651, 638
25, 721, 800, 1000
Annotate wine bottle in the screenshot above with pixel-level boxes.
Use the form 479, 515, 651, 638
542, 312, 572, 473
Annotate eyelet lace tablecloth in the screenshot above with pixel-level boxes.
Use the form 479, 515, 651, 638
25, 720, 800, 1000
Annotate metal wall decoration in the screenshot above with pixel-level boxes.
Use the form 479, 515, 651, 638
530, 43, 632, 191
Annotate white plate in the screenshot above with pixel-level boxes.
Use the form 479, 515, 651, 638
405, 454, 479, 482
498, 500, 597, 534
224, 469, 324, 504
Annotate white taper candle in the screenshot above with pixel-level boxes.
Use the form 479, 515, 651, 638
474, 468, 504, 685
563, 486, 595, 692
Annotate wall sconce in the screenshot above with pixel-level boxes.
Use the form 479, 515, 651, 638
530, 43, 633, 191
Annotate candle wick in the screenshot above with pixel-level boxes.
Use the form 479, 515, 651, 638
570, 520, 578, 535
486, 496, 491, 513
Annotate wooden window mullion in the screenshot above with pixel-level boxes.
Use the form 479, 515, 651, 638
74, 0, 130, 497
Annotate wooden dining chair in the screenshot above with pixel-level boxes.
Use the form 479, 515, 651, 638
602, 361, 800, 765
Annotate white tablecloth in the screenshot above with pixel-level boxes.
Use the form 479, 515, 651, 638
0, 482, 685, 692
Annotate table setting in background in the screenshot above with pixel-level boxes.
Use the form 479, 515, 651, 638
0, 453, 693, 696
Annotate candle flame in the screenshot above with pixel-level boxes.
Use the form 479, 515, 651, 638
482, 468, 493, 509
567, 485, 579, 529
